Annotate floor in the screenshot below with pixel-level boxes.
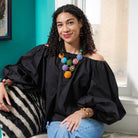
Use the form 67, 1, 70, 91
31, 132, 138, 138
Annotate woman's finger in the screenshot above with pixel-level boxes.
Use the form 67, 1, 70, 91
67, 121, 75, 131
66, 121, 71, 129
5, 93, 11, 105
0, 102, 9, 112
71, 120, 81, 133
71, 122, 78, 133
59, 118, 67, 127
74, 121, 80, 131
3, 103, 10, 112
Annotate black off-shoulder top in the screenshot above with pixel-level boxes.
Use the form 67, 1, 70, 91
2, 45, 126, 125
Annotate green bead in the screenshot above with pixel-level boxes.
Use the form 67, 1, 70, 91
67, 59, 72, 65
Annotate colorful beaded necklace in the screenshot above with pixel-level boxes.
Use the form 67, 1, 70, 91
58, 49, 83, 79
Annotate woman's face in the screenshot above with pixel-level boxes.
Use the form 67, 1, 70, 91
56, 12, 82, 45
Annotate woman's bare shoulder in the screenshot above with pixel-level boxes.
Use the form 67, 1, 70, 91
84, 52, 104, 61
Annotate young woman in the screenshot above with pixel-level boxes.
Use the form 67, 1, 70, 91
0, 4, 126, 138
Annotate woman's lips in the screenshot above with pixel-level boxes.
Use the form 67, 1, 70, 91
63, 33, 72, 38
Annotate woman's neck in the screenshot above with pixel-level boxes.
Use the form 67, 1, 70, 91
64, 42, 80, 54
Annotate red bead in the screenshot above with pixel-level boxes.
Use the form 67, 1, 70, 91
73, 58, 79, 65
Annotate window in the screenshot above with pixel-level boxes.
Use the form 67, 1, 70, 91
84, 0, 138, 97
55, 0, 138, 97
85, 0, 129, 87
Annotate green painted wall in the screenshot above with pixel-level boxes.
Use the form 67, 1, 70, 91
0, 0, 55, 78
35, 0, 55, 45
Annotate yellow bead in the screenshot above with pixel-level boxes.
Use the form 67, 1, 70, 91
69, 66, 75, 71
64, 71, 72, 79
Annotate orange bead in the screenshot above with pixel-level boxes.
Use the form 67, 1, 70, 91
64, 71, 72, 79
58, 53, 65, 59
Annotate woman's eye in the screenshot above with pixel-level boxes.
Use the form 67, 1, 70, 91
68, 22, 73, 25
57, 24, 62, 27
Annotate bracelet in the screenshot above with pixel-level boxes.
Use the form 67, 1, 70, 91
2, 79, 9, 90
81, 108, 91, 118
2, 79, 8, 86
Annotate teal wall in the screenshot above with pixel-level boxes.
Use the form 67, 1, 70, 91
35, 0, 55, 45
0, 0, 55, 78
0, 0, 36, 77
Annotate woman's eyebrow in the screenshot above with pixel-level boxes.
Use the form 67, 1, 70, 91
66, 18, 74, 22
57, 18, 74, 24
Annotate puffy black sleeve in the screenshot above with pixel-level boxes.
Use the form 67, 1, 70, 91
2, 45, 48, 92
77, 61, 126, 125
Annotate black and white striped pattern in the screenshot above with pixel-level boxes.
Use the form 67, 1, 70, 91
0, 86, 45, 138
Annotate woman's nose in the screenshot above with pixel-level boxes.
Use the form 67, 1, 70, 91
63, 25, 69, 32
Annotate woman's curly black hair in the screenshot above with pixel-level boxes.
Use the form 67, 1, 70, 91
47, 4, 96, 56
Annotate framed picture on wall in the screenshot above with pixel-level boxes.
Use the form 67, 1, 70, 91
0, 0, 12, 41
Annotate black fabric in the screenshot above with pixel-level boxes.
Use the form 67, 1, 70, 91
2, 45, 126, 125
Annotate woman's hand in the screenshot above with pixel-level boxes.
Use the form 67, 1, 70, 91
59, 110, 86, 133
0, 82, 11, 112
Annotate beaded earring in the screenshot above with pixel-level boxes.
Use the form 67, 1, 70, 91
59, 37, 62, 42
58, 49, 83, 79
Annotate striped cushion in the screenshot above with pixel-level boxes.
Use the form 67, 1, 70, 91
0, 86, 45, 138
